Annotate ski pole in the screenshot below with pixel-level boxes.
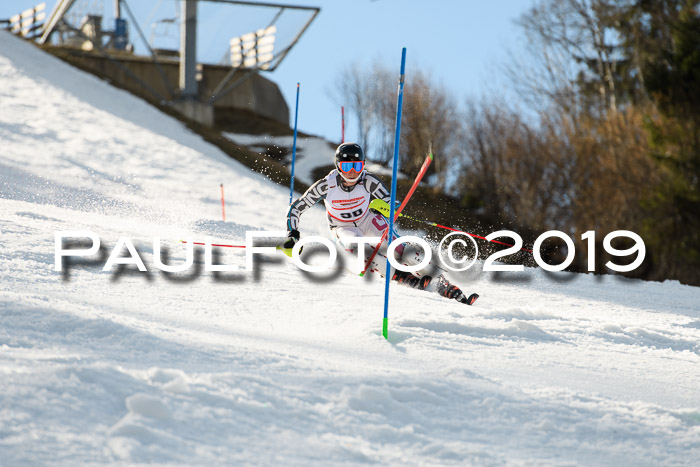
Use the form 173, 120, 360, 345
368, 199, 532, 253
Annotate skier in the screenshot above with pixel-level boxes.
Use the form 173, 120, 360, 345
282, 142, 478, 305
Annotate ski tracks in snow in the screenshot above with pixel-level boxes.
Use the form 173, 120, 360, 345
2, 30, 700, 465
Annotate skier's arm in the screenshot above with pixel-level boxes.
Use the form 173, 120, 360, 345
286, 178, 329, 232
364, 173, 392, 204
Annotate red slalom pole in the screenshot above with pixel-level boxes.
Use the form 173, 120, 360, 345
181, 240, 245, 248
341, 106, 345, 143
368, 199, 533, 253
430, 223, 532, 252
426, 223, 533, 252
220, 184, 226, 222
360, 152, 433, 276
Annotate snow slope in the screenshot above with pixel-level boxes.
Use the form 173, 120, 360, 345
1, 31, 700, 465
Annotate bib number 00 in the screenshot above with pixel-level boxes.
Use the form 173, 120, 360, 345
340, 208, 363, 219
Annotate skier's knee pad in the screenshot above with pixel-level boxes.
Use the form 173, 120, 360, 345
398, 242, 436, 277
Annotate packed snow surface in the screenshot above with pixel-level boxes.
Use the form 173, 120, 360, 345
1, 32, 699, 465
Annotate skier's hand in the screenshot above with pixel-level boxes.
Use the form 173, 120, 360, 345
283, 229, 300, 250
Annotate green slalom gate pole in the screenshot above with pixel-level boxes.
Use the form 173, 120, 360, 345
383, 48, 407, 340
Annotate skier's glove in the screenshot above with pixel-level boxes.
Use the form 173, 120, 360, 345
283, 229, 300, 250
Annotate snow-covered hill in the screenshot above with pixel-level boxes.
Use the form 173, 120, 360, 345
1, 31, 699, 465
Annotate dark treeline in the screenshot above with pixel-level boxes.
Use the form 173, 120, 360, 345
335, 0, 700, 285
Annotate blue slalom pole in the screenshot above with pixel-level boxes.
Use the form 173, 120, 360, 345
289, 83, 300, 204
383, 48, 407, 340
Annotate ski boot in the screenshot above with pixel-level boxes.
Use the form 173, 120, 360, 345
436, 275, 479, 305
392, 270, 432, 290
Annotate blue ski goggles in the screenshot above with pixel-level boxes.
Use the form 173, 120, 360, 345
339, 161, 364, 173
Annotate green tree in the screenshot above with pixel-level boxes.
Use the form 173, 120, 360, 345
616, 0, 700, 282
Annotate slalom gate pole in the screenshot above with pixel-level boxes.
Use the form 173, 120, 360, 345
341, 106, 345, 143
409, 217, 533, 253
289, 83, 300, 204
360, 152, 433, 277
220, 184, 226, 222
181, 240, 245, 248
382, 48, 407, 340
